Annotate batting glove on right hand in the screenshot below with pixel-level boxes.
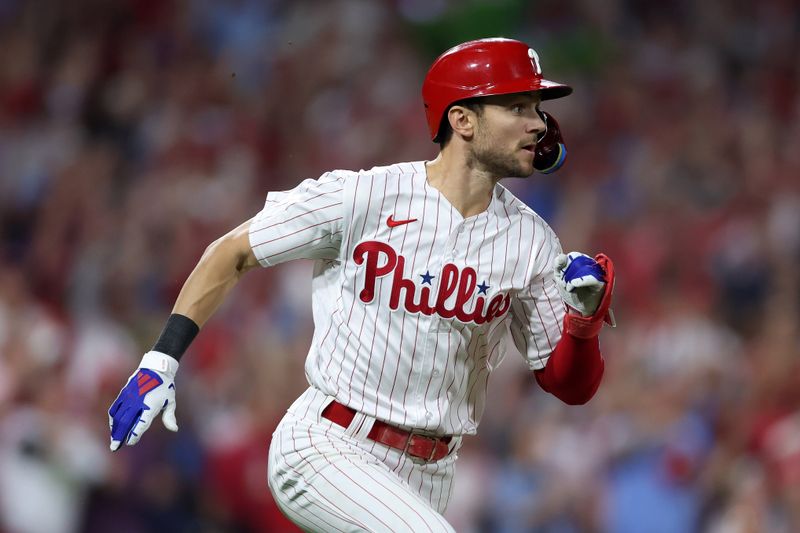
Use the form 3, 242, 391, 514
108, 351, 179, 451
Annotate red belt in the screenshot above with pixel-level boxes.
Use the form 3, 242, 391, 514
321, 400, 452, 462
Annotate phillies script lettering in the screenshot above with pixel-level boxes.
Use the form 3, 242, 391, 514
353, 241, 511, 324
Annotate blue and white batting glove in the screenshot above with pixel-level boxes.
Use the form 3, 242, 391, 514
554, 252, 606, 317
108, 351, 179, 451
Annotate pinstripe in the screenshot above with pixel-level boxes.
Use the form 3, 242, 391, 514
532, 223, 551, 267
434, 459, 446, 515
444, 326, 466, 431
441, 222, 472, 428
421, 330, 442, 425
471, 340, 503, 419
399, 174, 428, 425
277, 463, 359, 530
521, 210, 538, 284
420, 179, 444, 422
298, 424, 390, 530
267, 185, 344, 216
543, 277, 560, 323
357, 172, 391, 411
273, 422, 368, 531
271, 463, 351, 533
252, 217, 343, 247
374, 174, 405, 417
507, 205, 524, 287
499, 204, 511, 286
530, 290, 555, 351
462, 338, 490, 416
328, 174, 368, 393
319, 290, 346, 377
251, 201, 342, 234
527, 237, 558, 351
435, 330, 452, 423
319, 433, 436, 533
463, 215, 478, 258
443, 469, 455, 511
445, 326, 469, 431
340, 171, 361, 255
337, 176, 375, 401
390, 175, 417, 425
262, 230, 344, 262
511, 298, 538, 352
317, 452, 415, 531
450, 331, 480, 429
479, 210, 490, 275
427, 461, 439, 503
286, 401, 397, 531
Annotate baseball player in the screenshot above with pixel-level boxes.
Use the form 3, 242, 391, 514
108, 38, 616, 532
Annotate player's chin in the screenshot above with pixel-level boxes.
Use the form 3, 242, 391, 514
514, 150, 536, 177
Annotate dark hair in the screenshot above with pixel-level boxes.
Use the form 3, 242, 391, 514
436, 98, 484, 148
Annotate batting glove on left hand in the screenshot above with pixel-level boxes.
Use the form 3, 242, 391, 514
554, 252, 616, 338
108, 351, 179, 451
554, 252, 607, 316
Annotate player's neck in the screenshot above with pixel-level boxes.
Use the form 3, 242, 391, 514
425, 152, 498, 218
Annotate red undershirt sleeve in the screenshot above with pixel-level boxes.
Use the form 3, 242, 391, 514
534, 331, 604, 405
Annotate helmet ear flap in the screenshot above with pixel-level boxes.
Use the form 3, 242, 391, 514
536, 107, 547, 142
533, 110, 568, 174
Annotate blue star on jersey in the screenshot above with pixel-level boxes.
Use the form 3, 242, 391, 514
477, 281, 490, 295
420, 271, 435, 285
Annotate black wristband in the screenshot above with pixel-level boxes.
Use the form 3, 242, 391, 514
152, 314, 200, 361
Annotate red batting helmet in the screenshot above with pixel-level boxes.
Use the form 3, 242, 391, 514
422, 38, 573, 142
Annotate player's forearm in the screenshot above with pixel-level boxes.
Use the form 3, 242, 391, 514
172, 248, 244, 326
173, 221, 259, 327
534, 332, 604, 405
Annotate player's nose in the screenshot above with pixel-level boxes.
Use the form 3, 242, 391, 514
527, 113, 546, 137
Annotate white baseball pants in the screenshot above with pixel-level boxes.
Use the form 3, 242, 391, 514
268, 387, 460, 532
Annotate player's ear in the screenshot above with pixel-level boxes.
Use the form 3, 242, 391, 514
447, 105, 476, 140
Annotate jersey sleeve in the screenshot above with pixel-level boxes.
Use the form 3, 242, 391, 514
508, 224, 566, 370
248, 172, 346, 266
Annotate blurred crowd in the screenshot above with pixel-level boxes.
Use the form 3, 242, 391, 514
1, 0, 799, 532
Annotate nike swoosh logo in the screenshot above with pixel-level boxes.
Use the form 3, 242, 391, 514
387, 215, 418, 228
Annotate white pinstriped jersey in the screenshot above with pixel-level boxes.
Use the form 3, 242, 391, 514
249, 160, 565, 436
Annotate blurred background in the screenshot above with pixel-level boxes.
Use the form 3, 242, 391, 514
1, 0, 799, 531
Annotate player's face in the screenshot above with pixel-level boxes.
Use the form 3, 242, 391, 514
469, 93, 546, 178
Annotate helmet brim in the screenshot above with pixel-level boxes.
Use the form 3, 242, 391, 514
538, 79, 573, 100
468, 77, 573, 101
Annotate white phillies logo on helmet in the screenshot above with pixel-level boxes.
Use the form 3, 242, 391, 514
528, 48, 542, 74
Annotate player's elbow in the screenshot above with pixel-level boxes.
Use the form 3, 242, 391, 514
202, 221, 259, 276
535, 366, 603, 405
201, 235, 238, 268
555, 389, 596, 405
555, 373, 602, 405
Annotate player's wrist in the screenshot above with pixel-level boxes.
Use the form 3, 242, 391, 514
151, 313, 199, 362
563, 312, 603, 339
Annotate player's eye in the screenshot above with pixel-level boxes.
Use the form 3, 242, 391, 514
510, 104, 525, 114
